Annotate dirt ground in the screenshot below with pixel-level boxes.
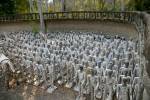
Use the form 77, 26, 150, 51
0, 20, 138, 39
0, 84, 77, 100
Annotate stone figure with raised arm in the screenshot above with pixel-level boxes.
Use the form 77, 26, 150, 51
0, 53, 15, 88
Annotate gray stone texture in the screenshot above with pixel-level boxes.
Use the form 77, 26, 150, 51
143, 13, 150, 100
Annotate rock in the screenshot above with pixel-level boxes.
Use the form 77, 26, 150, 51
9, 79, 17, 89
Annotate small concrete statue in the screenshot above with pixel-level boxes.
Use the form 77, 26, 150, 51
117, 77, 130, 100
65, 61, 74, 88
47, 63, 57, 93
74, 65, 86, 100
103, 69, 114, 100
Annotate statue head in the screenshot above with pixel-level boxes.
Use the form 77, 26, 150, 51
79, 65, 84, 71
122, 77, 128, 86
107, 69, 113, 78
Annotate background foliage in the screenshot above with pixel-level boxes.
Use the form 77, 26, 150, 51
0, 0, 149, 15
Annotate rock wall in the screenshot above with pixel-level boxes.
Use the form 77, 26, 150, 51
143, 13, 150, 100
144, 13, 150, 76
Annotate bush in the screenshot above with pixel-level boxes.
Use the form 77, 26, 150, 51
30, 22, 39, 36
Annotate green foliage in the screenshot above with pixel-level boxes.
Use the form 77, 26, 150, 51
0, 0, 29, 15
14, 0, 29, 13
126, 0, 135, 10
0, 0, 15, 15
32, 26, 39, 36
143, 0, 150, 11
30, 22, 39, 36
128, 0, 150, 11
134, 0, 144, 11
0, 0, 150, 15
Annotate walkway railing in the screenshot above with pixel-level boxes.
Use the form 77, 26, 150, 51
0, 11, 141, 23
0, 11, 145, 34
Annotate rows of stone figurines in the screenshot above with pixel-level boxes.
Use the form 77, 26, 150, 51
0, 31, 144, 100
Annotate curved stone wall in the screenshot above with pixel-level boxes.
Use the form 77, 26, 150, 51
143, 13, 150, 76
142, 13, 150, 100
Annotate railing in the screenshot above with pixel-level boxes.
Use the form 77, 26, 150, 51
0, 12, 146, 40
0, 12, 145, 35
0, 11, 142, 24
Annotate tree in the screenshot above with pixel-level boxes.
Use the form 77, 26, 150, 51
143, 0, 150, 11
14, 0, 29, 13
37, 0, 45, 33
97, 0, 106, 11
28, 0, 34, 13
128, 0, 150, 11
134, 0, 144, 11
45, 0, 49, 12
0, 0, 15, 15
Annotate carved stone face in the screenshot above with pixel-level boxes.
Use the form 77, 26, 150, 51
122, 77, 128, 86
107, 70, 113, 78
79, 65, 83, 71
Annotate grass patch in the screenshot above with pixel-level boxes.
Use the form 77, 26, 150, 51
30, 22, 39, 36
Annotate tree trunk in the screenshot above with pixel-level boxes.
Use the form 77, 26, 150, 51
93, 0, 96, 10
61, 0, 66, 12
37, 0, 45, 34
29, 0, 34, 13
80, 0, 83, 10
98, 0, 105, 11
121, 0, 125, 11
113, 0, 116, 10
53, 0, 55, 12
45, 0, 49, 12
